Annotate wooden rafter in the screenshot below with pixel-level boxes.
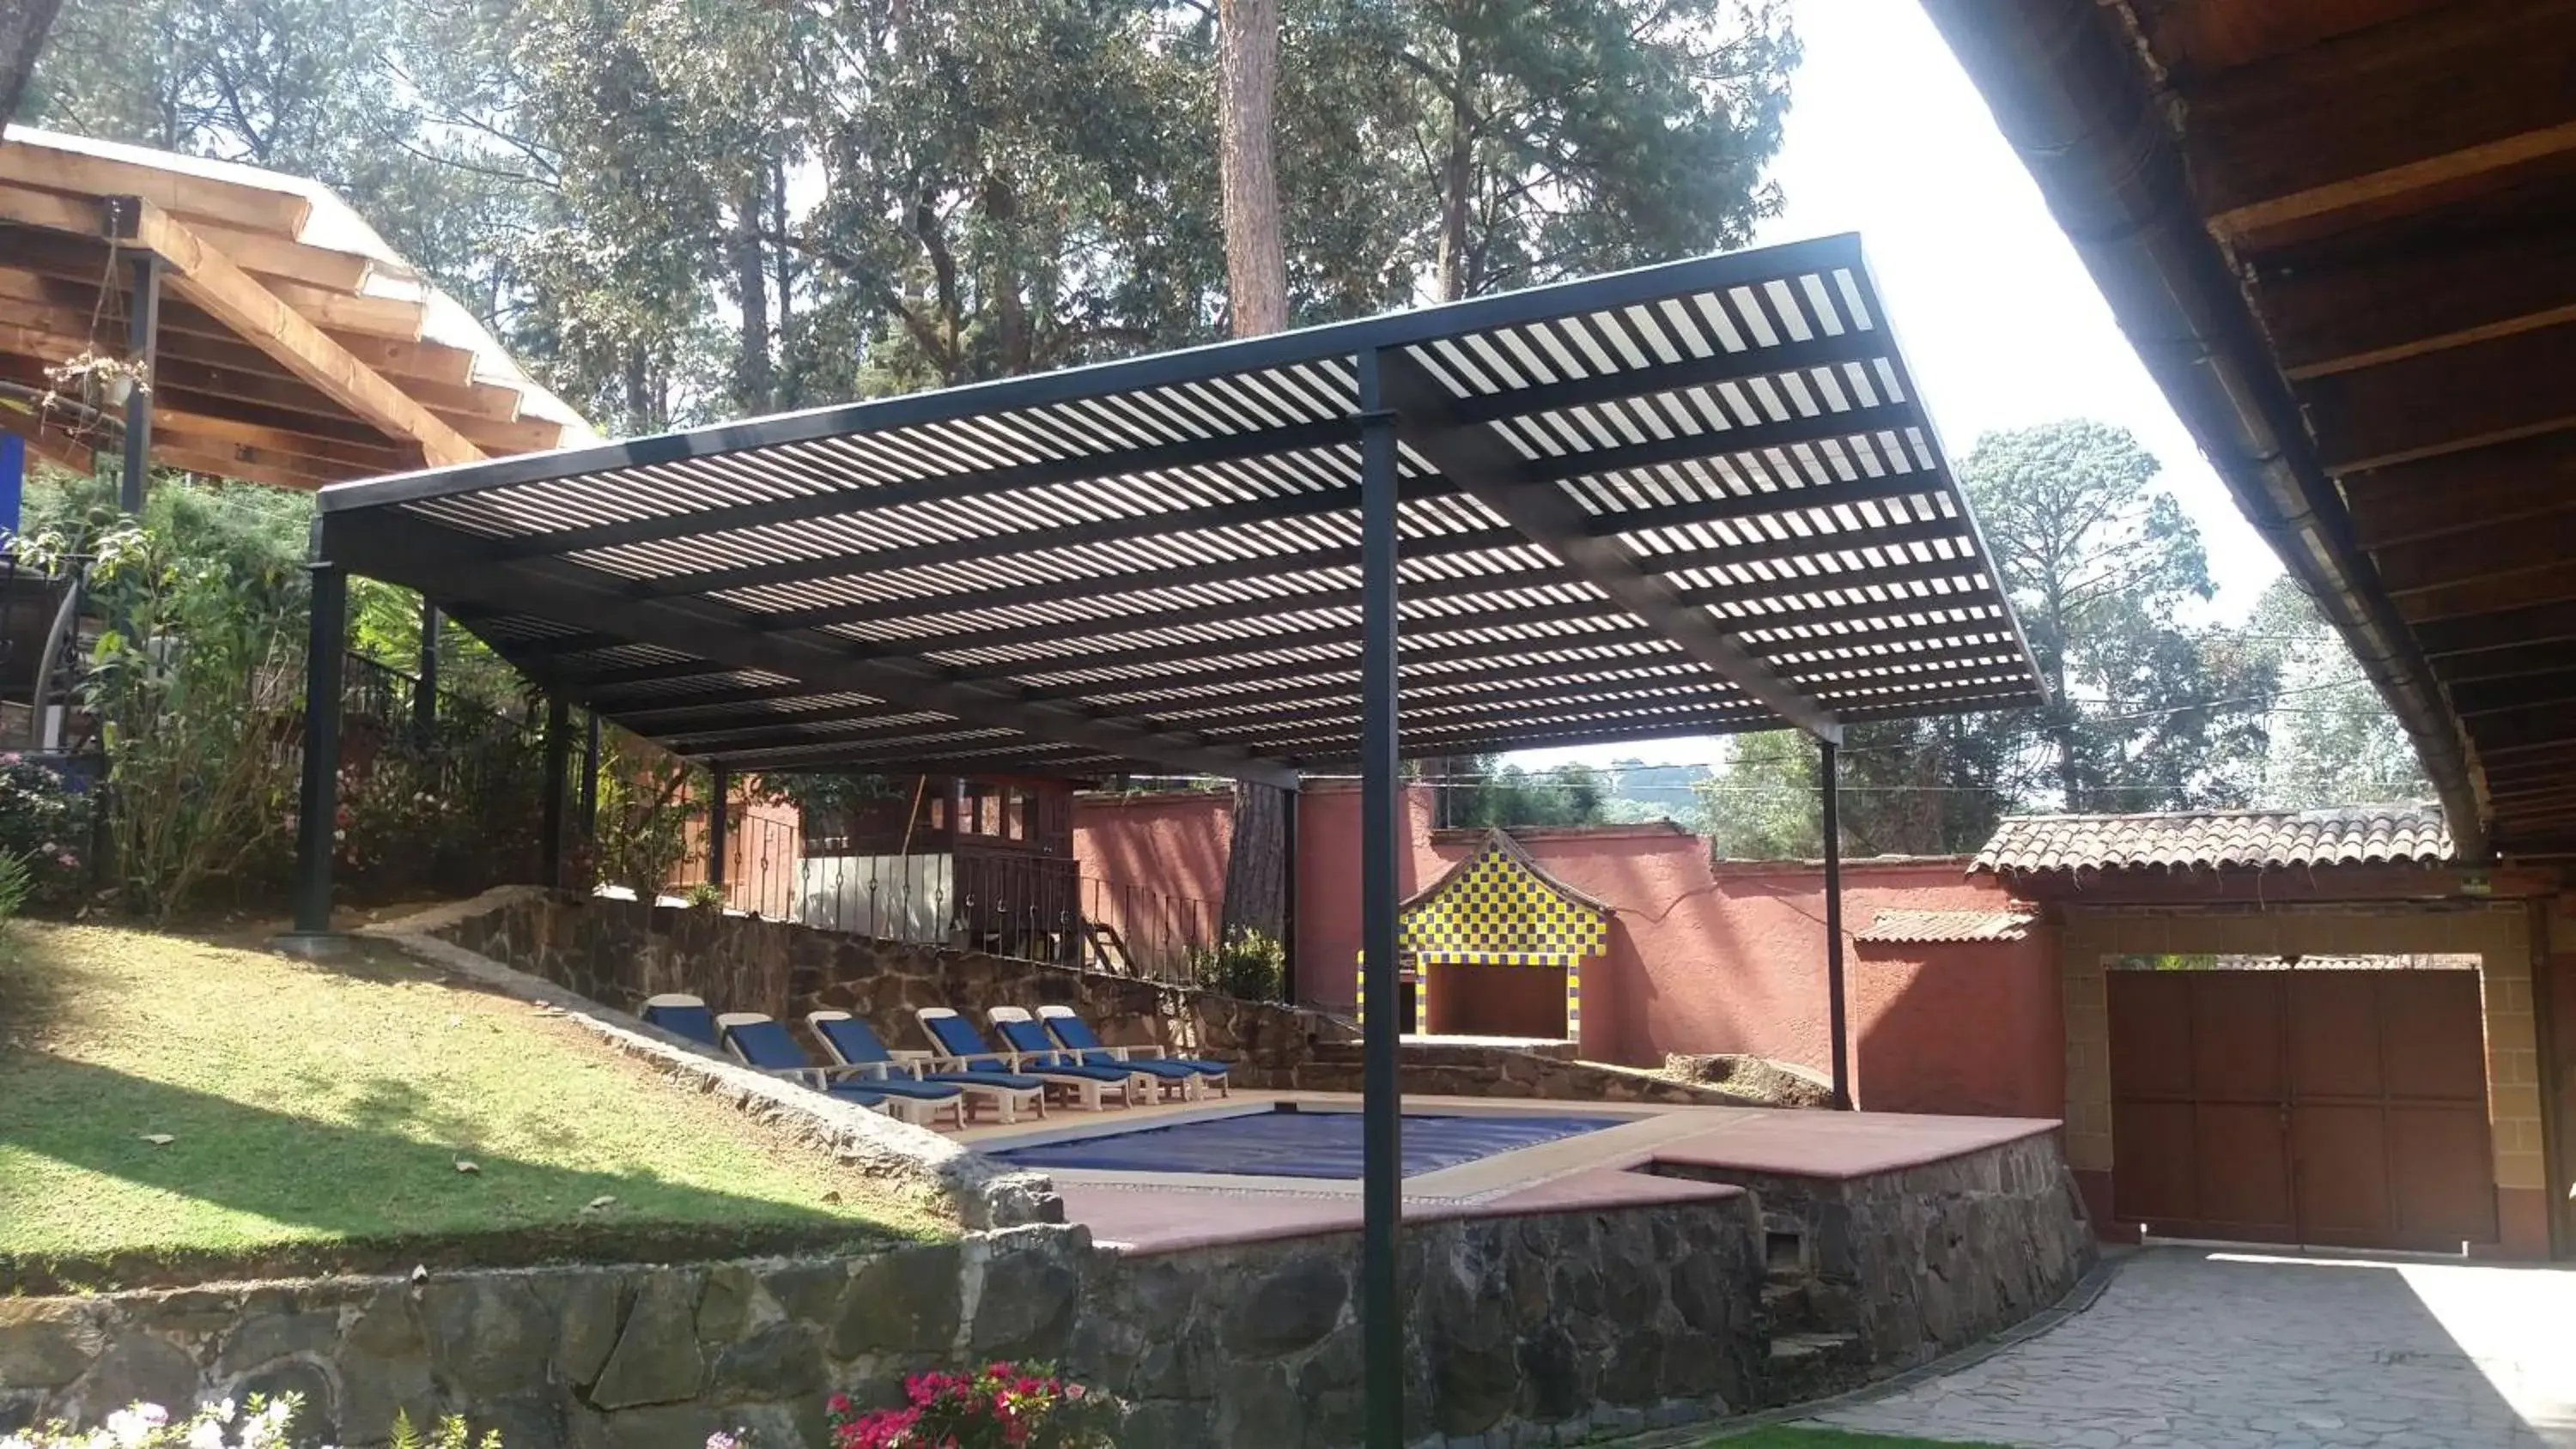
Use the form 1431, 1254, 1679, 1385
2190, 0, 2576, 239
114, 197, 483, 468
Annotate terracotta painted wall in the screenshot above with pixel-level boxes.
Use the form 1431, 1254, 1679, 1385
1071, 787, 2064, 1120
1072, 790, 1235, 913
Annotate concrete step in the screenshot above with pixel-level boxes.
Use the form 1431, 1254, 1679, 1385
1761, 1331, 1867, 1409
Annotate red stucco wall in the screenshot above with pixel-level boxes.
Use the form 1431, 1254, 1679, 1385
1071, 790, 1235, 916
1070, 787, 2065, 1120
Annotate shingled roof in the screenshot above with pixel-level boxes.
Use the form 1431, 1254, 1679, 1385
1854, 908, 2035, 944
1971, 805, 2452, 876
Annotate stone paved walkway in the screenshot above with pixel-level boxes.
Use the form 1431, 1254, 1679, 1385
1807, 1247, 2576, 1448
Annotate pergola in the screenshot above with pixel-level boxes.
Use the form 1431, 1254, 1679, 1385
295, 232, 2043, 1448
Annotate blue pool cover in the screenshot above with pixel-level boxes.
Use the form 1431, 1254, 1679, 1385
986, 1106, 1625, 1179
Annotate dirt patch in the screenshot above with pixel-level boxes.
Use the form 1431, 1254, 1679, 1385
1660, 1052, 1836, 1107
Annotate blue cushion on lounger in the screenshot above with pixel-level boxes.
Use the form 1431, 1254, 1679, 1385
993, 1016, 1144, 1084
641, 995, 720, 1047
815, 1013, 1046, 1094
1041, 1007, 1230, 1079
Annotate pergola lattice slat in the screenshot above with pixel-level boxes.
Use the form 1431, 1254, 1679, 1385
315, 233, 2044, 779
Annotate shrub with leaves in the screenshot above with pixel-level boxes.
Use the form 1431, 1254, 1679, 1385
1188, 927, 1285, 1003
0, 752, 92, 912
15, 509, 305, 923
829, 1363, 1118, 1449
388, 1409, 504, 1449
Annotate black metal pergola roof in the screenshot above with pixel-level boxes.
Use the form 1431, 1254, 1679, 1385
315, 233, 2044, 785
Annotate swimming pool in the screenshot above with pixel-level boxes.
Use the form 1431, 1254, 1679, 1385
986, 1104, 1629, 1179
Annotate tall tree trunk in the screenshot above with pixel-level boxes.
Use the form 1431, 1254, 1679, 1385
1215, 0, 1293, 951
1435, 38, 1478, 302
1217, 0, 1285, 336
0, 0, 64, 129
732, 172, 772, 411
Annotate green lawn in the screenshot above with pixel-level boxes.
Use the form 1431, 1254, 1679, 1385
0, 923, 945, 1290
1711, 1430, 2014, 1448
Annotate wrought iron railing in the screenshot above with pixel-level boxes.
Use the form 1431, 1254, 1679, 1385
667, 810, 1218, 982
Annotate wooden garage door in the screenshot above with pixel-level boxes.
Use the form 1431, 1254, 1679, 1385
2108, 968, 2496, 1252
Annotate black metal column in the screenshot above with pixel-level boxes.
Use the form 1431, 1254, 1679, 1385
411, 600, 440, 744
1280, 779, 1300, 1004
290, 554, 347, 937
707, 761, 732, 891
118, 251, 161, 516
581, 710, 602, 838
541, 695, 570, 891
1822, 737, 1851, 1110
1356, 350, 1405, 1449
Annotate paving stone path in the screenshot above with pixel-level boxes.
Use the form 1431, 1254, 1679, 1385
1807, 1246, 2576, 1448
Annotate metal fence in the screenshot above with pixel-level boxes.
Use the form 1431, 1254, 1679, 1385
668, 809, 1218, 983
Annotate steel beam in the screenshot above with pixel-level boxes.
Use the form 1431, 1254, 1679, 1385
118, 249, 161, 515
1822, 737, 1850, 1110
1374, 349, 1840, 741
1356, 350, 1405, 1449
289, 555, 346, 937
325, 515, 1299, 787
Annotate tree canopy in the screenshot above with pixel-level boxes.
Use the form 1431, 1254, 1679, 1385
1697, 419, 2420, 858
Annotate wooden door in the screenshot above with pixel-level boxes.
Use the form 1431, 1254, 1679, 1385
2109, 967, 2495, 1251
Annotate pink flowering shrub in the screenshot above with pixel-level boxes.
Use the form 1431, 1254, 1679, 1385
829, 1363, 1118, 1449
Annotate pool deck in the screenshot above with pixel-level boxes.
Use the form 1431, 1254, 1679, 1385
957, 1091, 2060, 1255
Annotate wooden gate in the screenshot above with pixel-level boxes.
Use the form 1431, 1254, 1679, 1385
2107, 967, 2496, 1252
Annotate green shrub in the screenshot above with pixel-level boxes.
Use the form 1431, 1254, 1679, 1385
0, 754, 92, 912
1188, 928, 1284, 1002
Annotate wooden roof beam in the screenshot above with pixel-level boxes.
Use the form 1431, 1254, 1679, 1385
2263, 215, 2576, 380
109, 196, 483, 468
2190, 0, 2576, 240
2300, 318, 2576, 475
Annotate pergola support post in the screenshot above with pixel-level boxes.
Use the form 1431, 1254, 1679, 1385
1356, 350, 1405, 1449
708, 761, 732, 894
289, 553, 346, 938
581, 710, 602, 839
1822, 737, 1851, 1110
412, 600, 439, 744
541, 696, 570, 891
118, 250, 161, 516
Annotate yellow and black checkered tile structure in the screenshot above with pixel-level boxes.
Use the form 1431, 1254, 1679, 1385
1357, 831, 1609, 1040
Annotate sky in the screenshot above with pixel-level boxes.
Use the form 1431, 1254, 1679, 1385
1513, 0, 2283, 773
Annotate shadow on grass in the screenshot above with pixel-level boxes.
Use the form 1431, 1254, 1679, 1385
0, 926, 83, 1050
0, 1056, 928, 1294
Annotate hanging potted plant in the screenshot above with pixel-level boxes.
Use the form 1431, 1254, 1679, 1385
43, 348, 151, 413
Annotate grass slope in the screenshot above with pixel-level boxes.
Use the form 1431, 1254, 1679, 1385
0, 924, 944, 1289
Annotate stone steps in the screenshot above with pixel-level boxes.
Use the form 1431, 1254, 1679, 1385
1760, 1330, 1866, 1408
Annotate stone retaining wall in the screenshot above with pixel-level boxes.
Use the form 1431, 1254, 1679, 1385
416, 890, 1801, 1111
418, 888, 1340, 1082
3, 1194, 1769, 1449
1658, 1130, 2099, 1403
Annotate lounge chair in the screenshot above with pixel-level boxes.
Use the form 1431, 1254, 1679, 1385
984, 1006, 1182, 1104
808, 1009, 1048, 1126
1036, 1003, 1230, 1099
641, 992, 720, 1047
919, 1007, 1141, 1113
718, 1012, 969, 1129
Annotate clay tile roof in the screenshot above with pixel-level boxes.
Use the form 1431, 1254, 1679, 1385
1970, 804, 2452, 876
1855, 909, 2037, 944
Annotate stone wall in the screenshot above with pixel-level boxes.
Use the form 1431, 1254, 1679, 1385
1074, 1194, 1766, 1447
3, 1196, 1768, 1449
416, 890, 1814, 1112
422, 888, 1340, 1081
1657, 1131, 2099, 1404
